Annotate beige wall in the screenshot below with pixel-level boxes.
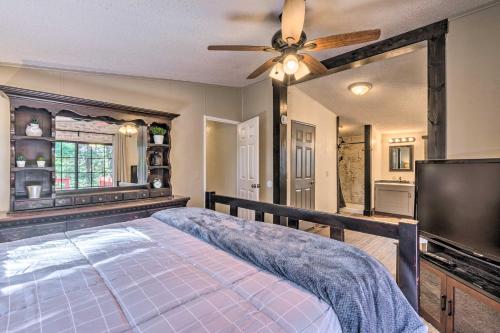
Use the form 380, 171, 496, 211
287, 86, 338, 214
206, 120, 237, 197
447, 4, 500, 158
241, 79, 274, 204
370, 127, 382, 209
379, 131, 426, 182
0, 66, 242, 211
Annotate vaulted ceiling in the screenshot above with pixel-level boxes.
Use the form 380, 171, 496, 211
0, 0, 494, 87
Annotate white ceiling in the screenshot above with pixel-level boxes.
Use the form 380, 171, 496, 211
0, 0, 494, 87
297, 46, 427, 134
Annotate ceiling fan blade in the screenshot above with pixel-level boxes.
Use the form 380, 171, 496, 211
208, 45, 275, 52
247, 57, 281, 79
303, 29, 381, 51
300, 54, 327, 74
281, 0, 305, 45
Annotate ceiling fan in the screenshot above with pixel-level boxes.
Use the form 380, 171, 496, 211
208, 0, 381, 82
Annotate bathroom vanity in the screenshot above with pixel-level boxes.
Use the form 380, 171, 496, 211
374, 181, 415, 217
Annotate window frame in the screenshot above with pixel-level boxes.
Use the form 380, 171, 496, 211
55, 140, 114, 191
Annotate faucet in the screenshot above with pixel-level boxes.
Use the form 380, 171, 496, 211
398, 176, 402, 182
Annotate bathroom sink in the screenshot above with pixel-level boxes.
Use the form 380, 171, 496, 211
375, 180, 413, 184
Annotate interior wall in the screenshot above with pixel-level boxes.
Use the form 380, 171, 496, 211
380, 131, 426, 182
370, 126, 382, 210
241, 79, 273, 204
447, 4, 500, 158
287, 86, 338, 214
205, 120, 237, 197
0, 65, 242, 211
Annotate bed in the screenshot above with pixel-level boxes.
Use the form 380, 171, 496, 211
0, 195, 425, 332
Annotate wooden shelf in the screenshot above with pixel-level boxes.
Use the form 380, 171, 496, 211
148, 143, 169, 148
148, 166, 169, 170
11, 135, 55, 142
12, 166, 54, 172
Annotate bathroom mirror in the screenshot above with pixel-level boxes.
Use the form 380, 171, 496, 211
389, 145, 414, 171
54, 115, 148, 191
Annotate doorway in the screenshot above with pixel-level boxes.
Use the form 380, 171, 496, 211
204, 117, 239, 214
290, 121, 315, 210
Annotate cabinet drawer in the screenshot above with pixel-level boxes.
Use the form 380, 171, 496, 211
91, 193, 123, 203
14, 198, 54, 211
138, 190, 150, 199
123, 190, 149, 201
74, 196, 91, 205
107, 193, 123, 202
55, 197, 73, 207
150, 188, 171, 198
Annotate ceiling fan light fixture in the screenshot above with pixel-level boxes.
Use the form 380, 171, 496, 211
283, 54, 300, 75
348, 82, 372, 96
293, 61, 310, 80
269, 63, 285, 81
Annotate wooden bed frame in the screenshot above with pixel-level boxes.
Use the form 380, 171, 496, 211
205, 191, 419, 312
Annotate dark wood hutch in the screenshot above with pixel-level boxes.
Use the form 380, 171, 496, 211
0, 85, 189, 241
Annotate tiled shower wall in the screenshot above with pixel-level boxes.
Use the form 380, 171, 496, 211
339, 135, 364, 205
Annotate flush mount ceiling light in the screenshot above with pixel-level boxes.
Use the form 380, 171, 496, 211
348, 82, 373, 96
119, 123, 138, 137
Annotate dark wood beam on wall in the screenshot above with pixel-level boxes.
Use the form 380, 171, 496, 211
364, 125, 373, 217
427, 33, 447, 159
272, 81, 287, 224
321, 20, 448, 71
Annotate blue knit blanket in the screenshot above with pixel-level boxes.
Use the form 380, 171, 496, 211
153, 208, 426, 333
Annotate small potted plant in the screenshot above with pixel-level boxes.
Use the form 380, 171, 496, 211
36, 156, 46, 168
25, 118, 43, 137
150, 126, 167, 144
16, 154, 26, 168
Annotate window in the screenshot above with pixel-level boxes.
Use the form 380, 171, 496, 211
55, 142, 113, 191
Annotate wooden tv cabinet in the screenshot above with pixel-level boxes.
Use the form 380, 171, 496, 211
420, 256, 500, 333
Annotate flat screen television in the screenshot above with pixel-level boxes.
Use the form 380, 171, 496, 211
415, 159, 500, 263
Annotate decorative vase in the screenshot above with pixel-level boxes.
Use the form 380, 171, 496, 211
153, 135, 164, 144
27, 185, 42, 199
26, 123, 43, 137
37, 161, 46, 168
152, 179, 162, 189
16, 161, 26, 168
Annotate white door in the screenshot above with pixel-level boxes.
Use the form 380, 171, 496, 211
237, 116, 259, 219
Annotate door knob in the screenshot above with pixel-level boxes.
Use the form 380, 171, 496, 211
310, 181, 315, 185
251, 184, 261, 189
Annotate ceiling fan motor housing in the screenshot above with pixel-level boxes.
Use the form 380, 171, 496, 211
272, 29, 307, 50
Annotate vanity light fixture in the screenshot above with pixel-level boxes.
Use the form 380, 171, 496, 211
119, 123, 138, 137
348, 82, 372, 96
389, 137, 416, 144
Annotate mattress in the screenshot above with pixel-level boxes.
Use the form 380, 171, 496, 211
0, 216, 342, 332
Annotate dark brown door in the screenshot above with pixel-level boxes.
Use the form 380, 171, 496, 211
291, 121, 315, 210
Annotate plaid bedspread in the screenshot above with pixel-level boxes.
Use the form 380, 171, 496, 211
0, 216, 342, 332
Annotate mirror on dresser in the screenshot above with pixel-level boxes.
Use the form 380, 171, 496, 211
4, 85, 179, 212
55, 115, 148, 191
